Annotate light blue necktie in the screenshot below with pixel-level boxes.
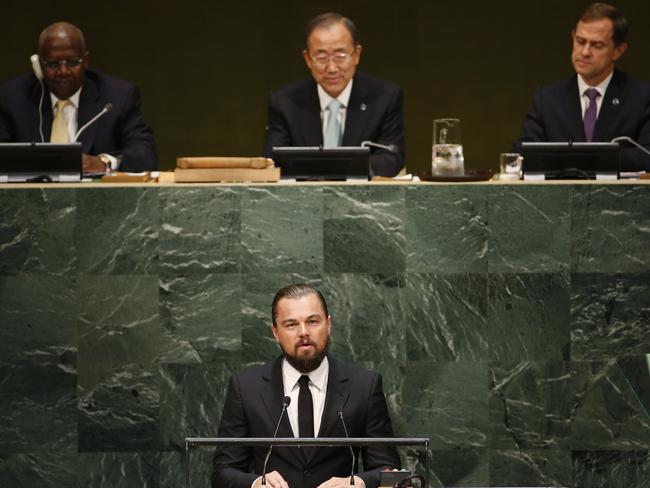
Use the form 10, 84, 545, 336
323, 99, 342, 147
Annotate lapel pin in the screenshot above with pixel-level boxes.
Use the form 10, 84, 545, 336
360, 103, 367, 111
612, 98, 620, 105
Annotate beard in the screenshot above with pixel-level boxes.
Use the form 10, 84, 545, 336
282, 337, 329, 374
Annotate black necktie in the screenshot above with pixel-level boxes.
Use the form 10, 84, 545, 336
298, 375, 314, 439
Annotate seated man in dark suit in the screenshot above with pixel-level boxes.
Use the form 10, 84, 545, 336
212, 284, 400, 488
0, 22, 157, 174
514, 3, 650, 171
264, 13, 405, 177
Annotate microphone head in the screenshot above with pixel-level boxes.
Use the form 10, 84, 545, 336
104, 103, 114, 113
283, 396, 291, 407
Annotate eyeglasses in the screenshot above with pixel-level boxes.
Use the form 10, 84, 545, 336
309, 50, 356, 66
41, 58, 85, 71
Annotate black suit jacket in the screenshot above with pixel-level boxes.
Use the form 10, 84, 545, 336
514, 70, 650, 171
264, 73, 405, 177
0, 69, 157, 171
212, 356, 400, 488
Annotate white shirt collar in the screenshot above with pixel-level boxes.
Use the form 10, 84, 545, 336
50, 86, 82, 110
282, 355, 329, 392
577, 71, 613, 98
317, 79, 353, 112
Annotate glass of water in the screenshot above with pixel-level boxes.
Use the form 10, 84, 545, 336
432, 118, 464, 176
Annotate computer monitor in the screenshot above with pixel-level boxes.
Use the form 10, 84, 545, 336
272, 146, 370, 180
521, 142, 620, 179
0, 143, 82, 183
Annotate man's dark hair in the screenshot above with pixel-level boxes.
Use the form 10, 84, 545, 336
271, 284, 329, 325
577, 3, 628, 47
304, 12, 359, 49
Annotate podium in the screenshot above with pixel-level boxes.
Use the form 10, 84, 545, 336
184, 436, 430, 488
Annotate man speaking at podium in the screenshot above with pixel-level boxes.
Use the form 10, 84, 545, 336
0, 22, 157, 174
212, 284, 400, 488
263, 13, 405, 177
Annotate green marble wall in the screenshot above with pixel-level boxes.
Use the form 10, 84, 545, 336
1, 184, 649, 488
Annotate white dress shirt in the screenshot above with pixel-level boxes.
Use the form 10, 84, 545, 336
317, 81, 353, 143
281, 356, 329, 437
577, 71, 613, 119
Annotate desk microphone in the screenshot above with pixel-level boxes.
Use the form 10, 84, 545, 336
74, 103, 113, 142
337, 410, 356, 487
610, 136, 650, 157
261, 396, 291, 486
361, 140, 399, 153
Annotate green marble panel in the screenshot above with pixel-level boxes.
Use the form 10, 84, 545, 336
160, 450, 214, 488
571, 360, 650, 450
573, 450, 650, 488
571, 273, 650, 360
489, 361, 573, 450
487, 273, 570, 361
402, 360, 489, 450
424, 449, 489, 487
489, 449, 572, 487
159, 187, 241, 274
75, 187, 159, 275
571, 185, 650, 273
0, 452, 78, 488
77, 452, 160, 488
159, 273, 241, 364
240, 187, 323, 274
0, 188, 76, 276
159, 359, 242, 450
324, 186, 405, 273
320, 274, 406, 363
487, 185, 570, 273
404, 273, 489, 361
405, 185, 487, 273
78, 364, 160, 452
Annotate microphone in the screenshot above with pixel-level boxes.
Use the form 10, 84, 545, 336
361, 140, 399, 153
337, 410, 355, 487
261, 396, 291, 486
74, 103, 113, 141
611, 136, 650, 157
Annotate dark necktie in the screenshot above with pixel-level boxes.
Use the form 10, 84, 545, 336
298, 374, 314, 442
583, 88, 600, 142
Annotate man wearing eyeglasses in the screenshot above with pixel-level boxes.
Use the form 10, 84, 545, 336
263, 12, 405, 177
0, 22, 157, 174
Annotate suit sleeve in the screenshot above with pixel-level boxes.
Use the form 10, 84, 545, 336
212, 374, 259, 488
369, 86, 405, 177
620, 86, 650, 171
263, 91, 292, 158
113, 84, 157, 172
513, 89, 547, 153
358, 373, 401, 488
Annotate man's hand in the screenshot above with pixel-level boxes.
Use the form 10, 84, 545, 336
82, 153, 106, 174
253, 471, 289, 488
317, 475, 365, 488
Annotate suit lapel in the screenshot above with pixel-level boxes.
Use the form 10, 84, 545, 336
564, 76, 586, 142
260, 356, 295, 438
30, 81, 53, 142
302, 82, 324, 146
342, 76, 365, 146
593, 70, 623, 142
77, 77, 102, 152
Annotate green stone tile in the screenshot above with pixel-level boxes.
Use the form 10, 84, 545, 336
487, 185, 570, 272
402, 361, 489, 449
75, 187, 159, 275
320, 274, 406, 363
573, 450, 650, 488
404, 273, 489, 361
571, 360, 650, 450
0, 452, 78, 488
415, 449, 489, 487
159, 187, 241, 274
160, 450, 214, 488
77, 275, 160, 386
240, 187, 323, 274
489, 449, 572, 487
487, 273, 570, 361
78, 364, 160, 452
77, 452, 161, 488
405, 185, 487, 273
489, 361, 573, 450
159, 358, 243, 450
0, 188, 76, 276
571, 273, 650, 360
324, 186, 405, 273
571, 185, 650, 273
159, 273, 241, 363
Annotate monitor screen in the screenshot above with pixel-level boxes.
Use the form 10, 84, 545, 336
272, 146, 370, 181
521, 142, 619, 179
0, 143, 82, 182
